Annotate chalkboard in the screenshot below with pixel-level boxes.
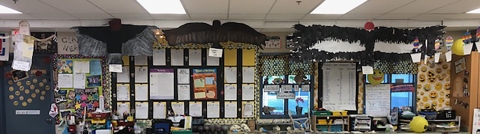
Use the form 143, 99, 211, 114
365, 84, 391, 117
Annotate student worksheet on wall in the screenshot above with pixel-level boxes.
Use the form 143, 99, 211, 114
153, 102, 167, 119
207, 101, 220, 118
189, 102, 202, 117
171, 49, 184, 66
224, 102, 237, 118
117, 67, 130, 83
365, 84, 391, 117
171, 102, 185, 115
224, 84, 237, 100
153, 49, 166, 66
135, 67, 148, 83
189, 49, 202, 66
322, 63, 357, 111
150, 69, 174, 100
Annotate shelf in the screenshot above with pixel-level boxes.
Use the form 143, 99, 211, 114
315, 115, 349, 118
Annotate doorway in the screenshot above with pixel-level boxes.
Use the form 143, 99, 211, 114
0, 55, 55, 134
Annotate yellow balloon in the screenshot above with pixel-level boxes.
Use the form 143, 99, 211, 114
452, 39, 464, 56
367, 69, 384, 85
410, 116, 429, 133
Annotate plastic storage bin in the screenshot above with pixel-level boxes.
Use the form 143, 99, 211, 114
313, 111, 332, 116
332, 111, 347, 116
419, 111, 437, 120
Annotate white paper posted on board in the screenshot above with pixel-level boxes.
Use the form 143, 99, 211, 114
365, 84, 391, 117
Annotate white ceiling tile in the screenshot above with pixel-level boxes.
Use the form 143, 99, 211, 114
229, 0, 275, 14
0, 0, 62, 13
189, 14, 227, 20
375, 14, 419, 19
412, 14, 480, 20
30, 13, 77, 19
302, 14, 341, 20
348, 0, 415, 14
429, 0, 480, 13
182, 0, 228, 14
389, 0, 461, 14
39, 0, 105, 13
269, 0, 324, 14
88, 0, 148, 13
338, 14, 382, 20
228, 14, 265, 19
70, 13, 113, 19
112, 13, 153, 19
0, 14, 37, 19
265, 14, 304, 20
151, 14, 190, 20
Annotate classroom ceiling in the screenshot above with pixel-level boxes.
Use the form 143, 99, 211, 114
0, 0, 479, 31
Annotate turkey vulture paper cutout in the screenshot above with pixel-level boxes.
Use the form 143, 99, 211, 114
163, 20, 266, 49
71, 19, 157, 64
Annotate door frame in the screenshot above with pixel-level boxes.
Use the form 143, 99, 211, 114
0, 54, 54, 134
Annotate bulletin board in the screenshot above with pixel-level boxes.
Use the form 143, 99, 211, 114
111, 43, 259, 123
53, 54, 110, 118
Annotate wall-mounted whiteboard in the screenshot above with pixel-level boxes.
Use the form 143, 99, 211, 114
322, 63, 357, 111
365, 84, 391, 117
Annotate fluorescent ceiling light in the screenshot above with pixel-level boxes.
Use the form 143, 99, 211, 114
467, 8, 480, 13
310, 0, 366, 14
137, 0, 186, 14
0, 4, 21, 14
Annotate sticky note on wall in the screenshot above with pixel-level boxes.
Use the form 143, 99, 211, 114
242, 49, 255, 66
224, 49, 237, 66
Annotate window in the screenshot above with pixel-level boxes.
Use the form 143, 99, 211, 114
364, 74, 416, 112
261, 75, 312, 118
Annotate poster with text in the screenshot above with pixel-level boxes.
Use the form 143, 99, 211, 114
57, 32, 79, 54
193, 68, 217, 100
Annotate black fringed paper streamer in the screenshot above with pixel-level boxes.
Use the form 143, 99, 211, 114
291, 24, 446, 65
163, 20, 266, 49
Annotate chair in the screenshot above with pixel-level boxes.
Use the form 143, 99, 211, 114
288, 111, 311, 131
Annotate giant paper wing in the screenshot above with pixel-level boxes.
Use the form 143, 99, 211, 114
163, 20, 266, 49
71, 24, 157, 63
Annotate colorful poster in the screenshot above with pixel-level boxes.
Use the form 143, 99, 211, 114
57, 59, 73, 74
192, 69, 217, 100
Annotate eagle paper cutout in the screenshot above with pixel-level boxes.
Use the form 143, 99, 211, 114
163, 20, 266, 49
71, 19, 157, 64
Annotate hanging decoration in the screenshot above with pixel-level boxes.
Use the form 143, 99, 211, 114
445, 36, 454, 51
364, 21, 375, 32
452, 39, 465, 56
476, 27, 480, 41
412, 37, 421, 53
463, 30, 472, 44
71, 18, 157, 64
0, 20, 56, 71
162, 20, 266, 49
290, 24, 446, 65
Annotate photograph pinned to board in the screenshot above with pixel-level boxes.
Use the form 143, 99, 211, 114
58, 59, 74, 74
86, 75, 101, 87
264, 36, 281, 49
12, 70, 29, 82
192, 68, 217, 100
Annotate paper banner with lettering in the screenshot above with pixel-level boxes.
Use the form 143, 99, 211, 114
0, 33, 9, 61
57, 32, 79, 54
